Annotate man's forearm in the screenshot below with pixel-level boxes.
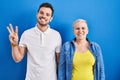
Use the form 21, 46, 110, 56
11, 45, 23, 62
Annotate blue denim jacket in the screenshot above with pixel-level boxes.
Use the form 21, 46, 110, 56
58, 41, 105, 80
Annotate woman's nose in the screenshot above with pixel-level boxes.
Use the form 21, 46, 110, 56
78, 29, 82, 32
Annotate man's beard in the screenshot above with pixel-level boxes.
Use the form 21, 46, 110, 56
37, 17, 49, 26
38, 22, 48, 26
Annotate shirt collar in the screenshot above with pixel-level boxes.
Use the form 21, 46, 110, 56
34, 24, 51, 34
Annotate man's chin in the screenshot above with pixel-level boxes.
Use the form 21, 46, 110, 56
39, 23, 48, 26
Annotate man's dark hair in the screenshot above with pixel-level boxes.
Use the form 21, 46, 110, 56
38, 2, 54, 16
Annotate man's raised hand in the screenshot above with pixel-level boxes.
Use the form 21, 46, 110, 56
7, 24, 19, 46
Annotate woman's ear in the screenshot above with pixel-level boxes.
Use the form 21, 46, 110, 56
86, 29, 89, 35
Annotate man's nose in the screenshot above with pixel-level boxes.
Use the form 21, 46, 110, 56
42, 14, 46, 18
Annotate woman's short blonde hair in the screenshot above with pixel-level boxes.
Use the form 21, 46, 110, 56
73, 19, 87, 27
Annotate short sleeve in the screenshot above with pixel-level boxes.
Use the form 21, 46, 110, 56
19, 31, 27, 47
55, 33, 62, 53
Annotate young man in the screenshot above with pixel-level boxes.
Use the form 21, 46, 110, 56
7, 2, 61, 80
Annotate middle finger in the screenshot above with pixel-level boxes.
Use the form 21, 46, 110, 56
9, 24, 14, 32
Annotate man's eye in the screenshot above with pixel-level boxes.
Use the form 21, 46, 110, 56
40, 11, 44, 14
46, 13, 50, 16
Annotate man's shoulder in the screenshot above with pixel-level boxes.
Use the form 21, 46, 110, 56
24, 27, 35, 33
50, 28, 59, 33
49, 28, 61, 37
22, 27, 35, 36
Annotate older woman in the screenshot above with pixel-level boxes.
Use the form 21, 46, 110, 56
58, 19, 105, 80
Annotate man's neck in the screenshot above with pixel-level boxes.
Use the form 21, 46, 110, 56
37, 24, 48, 32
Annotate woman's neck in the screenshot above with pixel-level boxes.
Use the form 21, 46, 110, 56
75, 38, 87, 45
74, 38, 89, 53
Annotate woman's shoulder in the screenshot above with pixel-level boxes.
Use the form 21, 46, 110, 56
62, 41, 73, 50
90, 42, 100, 48
89, 42, 102, 55
63, 41, 71, 47
63, 41, 71, 45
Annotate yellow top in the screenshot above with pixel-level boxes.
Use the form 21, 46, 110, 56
72, 50, 95, 80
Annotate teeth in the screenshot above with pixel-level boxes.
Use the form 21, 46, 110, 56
78, 33, 82, 35
78, 34, 83, 36
41, 18, 45, 22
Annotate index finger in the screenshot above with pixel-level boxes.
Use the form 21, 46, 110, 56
7, 26, 12, 33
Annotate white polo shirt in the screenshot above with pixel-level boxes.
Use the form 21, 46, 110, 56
19, 25, 62, 80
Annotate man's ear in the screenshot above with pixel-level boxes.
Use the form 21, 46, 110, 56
50, 17, 53, 22
36, 13, 38, 18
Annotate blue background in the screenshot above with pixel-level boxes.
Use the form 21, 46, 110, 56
0, 0, 120, 80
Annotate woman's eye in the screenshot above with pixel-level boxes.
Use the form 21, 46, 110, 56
82, 27, 85, 30
76, 28, 80, 30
